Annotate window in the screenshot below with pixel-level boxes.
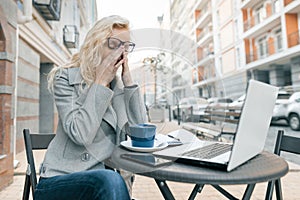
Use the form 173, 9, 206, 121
234, 19, 239, 40
192, 70, 198, 84
236, 48, 241, 68
273, 0, 280, 13
255, 4, 266, 24
207, 85, 213, 97
219, 57, 223, 71
258, 36, 268, 58
275, 29, 282, 51
218, 33, 221, 49
199, 88, 203, 97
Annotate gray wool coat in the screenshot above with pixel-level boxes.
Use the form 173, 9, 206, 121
40, 67, 146, 177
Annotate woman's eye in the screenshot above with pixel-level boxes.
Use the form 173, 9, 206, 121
111, 42, 119, 48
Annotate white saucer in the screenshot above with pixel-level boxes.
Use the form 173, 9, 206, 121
120, 140, 168, 153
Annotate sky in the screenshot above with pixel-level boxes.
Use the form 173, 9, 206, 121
96, 0, 170, 66
97, 0, 169, 30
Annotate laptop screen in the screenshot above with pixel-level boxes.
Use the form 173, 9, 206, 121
227, 80, 278, 171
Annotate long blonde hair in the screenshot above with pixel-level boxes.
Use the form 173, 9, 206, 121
48, 15, 129, 91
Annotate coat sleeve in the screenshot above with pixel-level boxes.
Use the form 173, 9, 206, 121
53, 69, 114, 146
123, 85, 147, 125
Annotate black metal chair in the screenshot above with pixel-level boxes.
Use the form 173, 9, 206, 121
265, 130, 300, 200
22, 129, 55, 200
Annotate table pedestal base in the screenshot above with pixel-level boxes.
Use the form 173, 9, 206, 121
155, 179, 259, 200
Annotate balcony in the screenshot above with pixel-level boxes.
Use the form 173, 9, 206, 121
197, 46, 214, 62
285, 0, 300, 13
246, 37, 283, 63
243, 6, 278, 33
287, 30, 300, 48
194, 0, 209, 11
197, 53, 214, 67
197, 27, 213, 46
194, 7, 212, 29
240, 0, 261, 9
243, 12, 280, 38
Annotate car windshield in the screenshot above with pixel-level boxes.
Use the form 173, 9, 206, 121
217, 98, 233, 103
277, 93, 291, 99
188, 99, 197, 104
197, 98, 208, 104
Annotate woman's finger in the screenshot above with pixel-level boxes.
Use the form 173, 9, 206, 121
114, 58, 124, 70
107, 47, 125, 66
100, 47, 123, 70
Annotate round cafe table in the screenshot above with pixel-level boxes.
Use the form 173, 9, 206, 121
110, 147, 288, 200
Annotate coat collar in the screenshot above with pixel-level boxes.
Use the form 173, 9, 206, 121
66, 67, 127, 133
67, 67, 83, 85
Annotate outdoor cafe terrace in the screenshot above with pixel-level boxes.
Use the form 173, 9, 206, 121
1, 121, 300, 200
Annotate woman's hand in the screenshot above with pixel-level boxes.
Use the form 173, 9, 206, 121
121, 53, 134, 87
95, 47, 125, 86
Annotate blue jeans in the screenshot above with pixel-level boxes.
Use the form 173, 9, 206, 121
34, 169, 130, 200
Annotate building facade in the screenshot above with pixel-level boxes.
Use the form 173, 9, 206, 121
0, 0, 97, 190
168, 0, 198, 105
170, 0, 300, 100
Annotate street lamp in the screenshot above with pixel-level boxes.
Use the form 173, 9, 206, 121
143, 52, 165, 105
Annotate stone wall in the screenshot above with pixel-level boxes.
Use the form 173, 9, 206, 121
0, 0, 16, 190
16, 39, 40, 153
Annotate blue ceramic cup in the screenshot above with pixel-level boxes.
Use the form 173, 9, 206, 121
128, 123, 157, 147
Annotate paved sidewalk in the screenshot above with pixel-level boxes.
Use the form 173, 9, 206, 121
1, 121, 300, 199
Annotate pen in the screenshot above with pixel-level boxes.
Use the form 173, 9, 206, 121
167, 135, 181, 141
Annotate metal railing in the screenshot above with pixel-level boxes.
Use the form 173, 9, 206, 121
195, 3, 210, 22
246, 37, 283, 63
197, 47, 214, 61
243, 6, 276, 32
287, 31, 300, 47
197, 26, 213, 42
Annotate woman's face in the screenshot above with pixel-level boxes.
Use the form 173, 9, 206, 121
102, 28, 131, 60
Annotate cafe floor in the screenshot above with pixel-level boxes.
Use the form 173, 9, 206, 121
1, 121, 300, 199
0, 149, 299, 200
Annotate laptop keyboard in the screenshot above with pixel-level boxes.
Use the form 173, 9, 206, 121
181, 143, 232, 159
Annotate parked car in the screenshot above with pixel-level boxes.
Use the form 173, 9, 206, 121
207, 97, 233, 107
228, 94, 246, 109
230, 90, 292, 110
158, 98, 168, 108
148, 104, 165, 122
172, 97, 209, 122
272, 91, 300, 130
272, 91, 291, 121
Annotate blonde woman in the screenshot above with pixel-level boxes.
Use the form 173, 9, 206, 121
35, 15, 146, 200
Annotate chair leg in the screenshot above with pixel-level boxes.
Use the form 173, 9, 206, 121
22, 175, 31, 200
265, 180, 275, 200
275, 179, 283, 200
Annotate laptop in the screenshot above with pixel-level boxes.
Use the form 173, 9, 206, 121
154, 80, 279, 171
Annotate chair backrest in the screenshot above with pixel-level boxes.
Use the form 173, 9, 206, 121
22, 129, 55, 200
265, 130, 300, 200
274, 130, 300, 156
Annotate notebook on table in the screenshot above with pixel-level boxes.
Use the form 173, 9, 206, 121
154, 80, 279, 171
